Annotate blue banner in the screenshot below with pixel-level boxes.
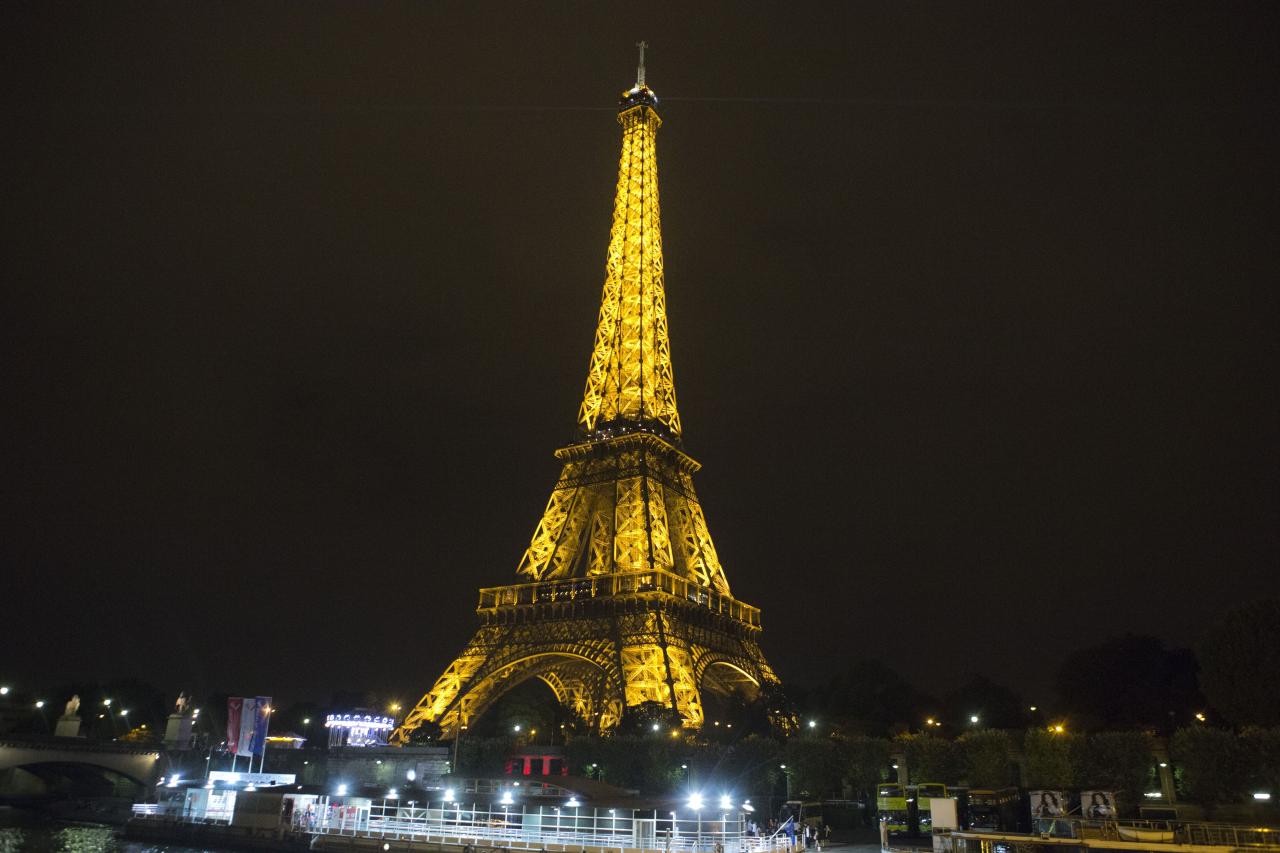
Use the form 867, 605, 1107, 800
251, 696, 272, 757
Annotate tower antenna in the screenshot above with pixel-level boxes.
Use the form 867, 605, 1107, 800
635, 40, 648, 88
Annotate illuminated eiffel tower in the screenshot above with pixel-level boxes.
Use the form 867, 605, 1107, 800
395, 47, 779, 742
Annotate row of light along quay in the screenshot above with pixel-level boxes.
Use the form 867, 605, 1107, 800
4, 8, 1278, 853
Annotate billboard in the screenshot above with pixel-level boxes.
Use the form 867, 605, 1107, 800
1030, 790, 1066, 818
1082, 791, 1117, 818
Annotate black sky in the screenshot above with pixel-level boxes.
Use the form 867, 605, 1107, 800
2, 2, 1277, 709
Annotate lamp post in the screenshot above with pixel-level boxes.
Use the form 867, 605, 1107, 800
687, 794, 704, 852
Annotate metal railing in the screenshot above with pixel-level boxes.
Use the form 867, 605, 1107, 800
1025, 817, 1280, 849
477, 569, 761, 628
304, 801, 783, 853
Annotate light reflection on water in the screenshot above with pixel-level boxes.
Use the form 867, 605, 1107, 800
0, 824, 212, 853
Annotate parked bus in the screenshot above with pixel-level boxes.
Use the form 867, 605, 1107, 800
964, 788, 1021, 832
915, 783, 948, 832
876, 784, 909, 834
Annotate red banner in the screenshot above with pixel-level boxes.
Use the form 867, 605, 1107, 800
226, 697, 244, 754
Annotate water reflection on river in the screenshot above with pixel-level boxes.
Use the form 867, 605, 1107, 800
0, 815, 211, 853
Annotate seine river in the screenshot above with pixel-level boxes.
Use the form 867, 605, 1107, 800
0, 811, 213, 853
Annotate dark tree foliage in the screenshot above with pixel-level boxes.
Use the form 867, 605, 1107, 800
1023, 729, 1076, 789
844, 735, 892, 800
564, 734, 685, 793
618, 701, 681, 735
454, 736, 515, 776
1170, 726, 1247, 809
897, 733, 963, 784
808, 660, 937, 737
957, 729, 1015, 787
784, 735, 846, 799
405, 718, 443, 745
1197, 599, 1280, 727
943, 675, 1028, 730
1055, 635, 1202, 731
1242, 727, 1280, 797
1071, 732, 1153, 810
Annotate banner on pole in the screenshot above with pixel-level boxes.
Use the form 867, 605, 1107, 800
226, 697, 244, 755
251, 696, 272, 757
237, 696, 257, 757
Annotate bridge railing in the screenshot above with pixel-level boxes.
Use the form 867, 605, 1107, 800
477, 569, 761, 628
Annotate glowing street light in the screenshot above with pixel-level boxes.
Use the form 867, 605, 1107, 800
969, 715, 980, 724
513, 724, 522, 732
35, 700, 45, 709
0, 686, 9, 696
719, 794, 732, 810
103, 698, 112, 707
651, 722, 661, 731
687, 793, 704, 810
1195, 712, 1207, 722
808, 720, 817, 729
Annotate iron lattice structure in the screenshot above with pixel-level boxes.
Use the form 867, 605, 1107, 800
395, 68, 778, 743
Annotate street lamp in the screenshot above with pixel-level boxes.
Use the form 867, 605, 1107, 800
807, 720, 816, 729
687, 795, 704, 850
0, 686, 9, 696
969, 715, 980, 724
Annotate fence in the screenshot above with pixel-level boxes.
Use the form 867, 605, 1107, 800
306, 800, 781, 853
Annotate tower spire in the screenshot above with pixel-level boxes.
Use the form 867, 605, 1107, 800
578, 55, 679, 439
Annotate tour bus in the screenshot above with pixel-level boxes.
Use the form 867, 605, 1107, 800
876, 784, 909, 834
914, 783, 948, 831
780, 800, 823, 828
964, 788, 1021, 832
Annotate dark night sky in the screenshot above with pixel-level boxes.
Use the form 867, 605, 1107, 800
2, 2, 1277, 709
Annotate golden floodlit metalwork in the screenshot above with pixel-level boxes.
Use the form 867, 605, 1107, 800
395, 55, 778, 743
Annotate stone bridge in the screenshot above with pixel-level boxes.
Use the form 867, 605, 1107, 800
0, 735, 165, 801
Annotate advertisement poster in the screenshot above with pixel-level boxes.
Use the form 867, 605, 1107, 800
1030, 791, 1066, 817
1082, 791, 1117, 818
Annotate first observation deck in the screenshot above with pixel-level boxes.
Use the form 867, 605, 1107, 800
477, 568, 761, 629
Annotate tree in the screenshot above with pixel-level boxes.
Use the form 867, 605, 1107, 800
944, 676, 1028, 731
897, 734, 962, 784
1170, 726, 1247, 811
844, 735, 892, 799
1072, 732, 1153, 810
1055, 635, 1202, 732
810, 660, 936, 737
1198, 599, 1280, 727
958, 729, 1014, 787
1241, 727, 1280, 800
1023, 728, 1075, 789
454, 736, 514, 776
785, 736, 847, 799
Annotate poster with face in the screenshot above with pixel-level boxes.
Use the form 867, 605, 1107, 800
1030, 791, 1065, 817
1082, 791, 1116, 818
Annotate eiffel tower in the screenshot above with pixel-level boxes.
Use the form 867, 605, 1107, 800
394, 48, 778, 743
